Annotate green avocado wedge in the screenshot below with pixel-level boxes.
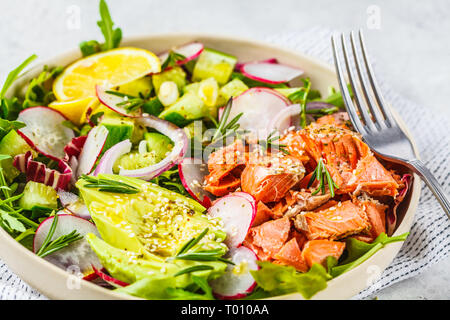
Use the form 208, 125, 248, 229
77, 174, 228, 299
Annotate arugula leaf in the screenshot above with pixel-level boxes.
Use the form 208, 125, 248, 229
79, 0, 122, 56
288, 78, 311, 128
249, 262, 331, 300
329, 232, 409, 278
0, 54, 37, 119
0, 210, 26, 233
161, 51, 186, 71
0, 119, 25, 140
166, 275, 215, 300
22, 65, 63, 109
151, 167, 190, 197
324, 84, 353, 108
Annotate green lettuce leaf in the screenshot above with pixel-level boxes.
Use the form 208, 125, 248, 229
248, 261, 331, 300
329, 232, 409, 278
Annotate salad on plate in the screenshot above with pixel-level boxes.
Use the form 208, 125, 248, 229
0, 0, 412, 300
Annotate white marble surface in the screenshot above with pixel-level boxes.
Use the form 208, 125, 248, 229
0, 0, 449, 300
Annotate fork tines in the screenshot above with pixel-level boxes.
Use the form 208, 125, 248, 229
331, 30, 397, 134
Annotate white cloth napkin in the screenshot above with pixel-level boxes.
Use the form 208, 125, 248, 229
1, 27, 449, 300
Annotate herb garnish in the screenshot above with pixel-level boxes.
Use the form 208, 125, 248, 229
259, 130, 290, 155
80, 174, 140, 194
23, 65, 63, 108
288, 78, 311, 128
307, 158, 339, 197
170, 227, 234, 265
36, 213, 83, 258
79, 0, 122, 56
105, 90, 146, 114
174, 265, 214, 277
161, 51, 186, 71
209, 98, 244, 146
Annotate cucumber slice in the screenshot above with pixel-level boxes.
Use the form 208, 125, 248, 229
113, 151, 159, 173
142, 97, 164, 116
192, 48, 237, 85
152, 67, 187, 93
99, 114, 134, 152
219, 78, 249, 101
0, 130, 36, 182
19, 181, 58, 211
144, 132, 173, 161
159, 92, 207, 127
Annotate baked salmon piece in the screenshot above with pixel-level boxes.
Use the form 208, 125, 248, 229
204, 140, 245, 196
272, 190, 332, 219
315, 112, 351, 129
302, 239, 346, 268
273, 238, 309, 272
294, 200, 370, 240
252, 201, 272, 227
241, 154, 305, 203
355, 197, 388, 239
244, 216, 291, 260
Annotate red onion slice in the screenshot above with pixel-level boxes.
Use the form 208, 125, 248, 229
93, 139, 132, 176
387, 174, 413, 236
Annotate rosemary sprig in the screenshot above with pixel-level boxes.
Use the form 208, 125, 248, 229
171, 227, 234, 265
209, 97, 244, 145
161, 51, 186, 71
307, 158, 339, 197
80, 174, 140, 194
105, 90, 146, 114
36, 214, 84, 258
174, 265, 214, 277
259, 130, 290, 155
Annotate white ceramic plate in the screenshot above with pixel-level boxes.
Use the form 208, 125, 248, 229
0, 34, 421, 300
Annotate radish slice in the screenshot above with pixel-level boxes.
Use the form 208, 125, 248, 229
33, 214, 102, 277
236, 58, 277, 71
240, 61, 304, 84
76, 125, 108, 177
208, 193, 256, 248
117, 116, 188, 180
92, 265, 129, 288
269, 104, 301, 134
233, 192, 256, 205
158, 42, 204, 66
227, 87, 290, 138
57, 190, 91, 220
96, 85, 142, 118
17, 106, 75, 160
178, 158, 214, 208
13, 151, 72, 190
210, 246, 258, 299
93, 139, 132, 176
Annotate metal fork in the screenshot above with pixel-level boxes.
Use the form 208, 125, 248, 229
331, 30, 450, 218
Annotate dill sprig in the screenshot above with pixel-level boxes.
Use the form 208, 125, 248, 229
36, 214, 84, 258
80, 174, 140, 194
259, 130, 290, 155
307, 158, 339, 197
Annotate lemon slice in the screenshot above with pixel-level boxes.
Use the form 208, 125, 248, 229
53, 47, 161, 101
49, 97, 98, 125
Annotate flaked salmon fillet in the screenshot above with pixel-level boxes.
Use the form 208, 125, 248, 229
302, 239, 346, 268
241, 153, 305, 203
294, 200, 370, 240
273, 238, 309, 272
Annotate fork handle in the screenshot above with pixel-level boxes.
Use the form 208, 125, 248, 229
407, 159, 450, 218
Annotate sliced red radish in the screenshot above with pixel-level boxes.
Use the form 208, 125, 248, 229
210, 246, 258, 299
235, 58, 277, 71
116, 116, 188, 180
17, 106, 75, 160
96, 85, 142, 118
93, 139, 132, 176
57, 189, 91, 220
233, 192, 256, 205
226, 87, 290, 138
240, 61, 304, 84
158, 42, 204, 67
33, 214, 102, 277
208, 193, 256, 248
76, 125, 108, 177
13, 151, 72, 190
178, 157, 214, 208
91, 265, 129, 288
